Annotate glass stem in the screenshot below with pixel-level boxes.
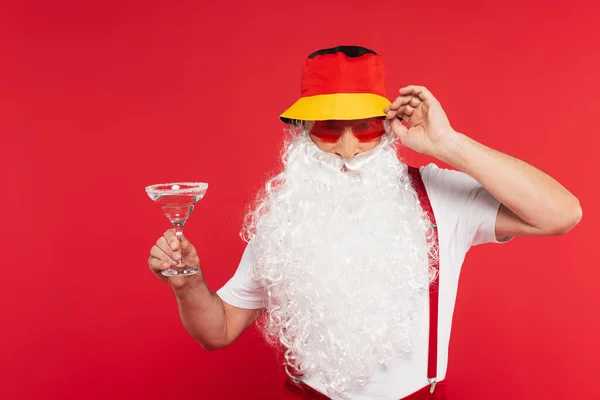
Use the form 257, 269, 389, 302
173, 222, 185, 267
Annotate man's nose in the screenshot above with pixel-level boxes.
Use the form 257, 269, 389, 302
335, 128, 360, 160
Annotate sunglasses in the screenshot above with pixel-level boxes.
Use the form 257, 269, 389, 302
311, 117, 386, 143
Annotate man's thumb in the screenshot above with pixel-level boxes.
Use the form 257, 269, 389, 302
180, 233, 194, 253
391, 118, 408, 141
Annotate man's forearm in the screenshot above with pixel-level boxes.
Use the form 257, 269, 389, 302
432, 131, 581, 234
172, 276, 230, 350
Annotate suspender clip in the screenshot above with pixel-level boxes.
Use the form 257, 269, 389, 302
429, 378, 437, 394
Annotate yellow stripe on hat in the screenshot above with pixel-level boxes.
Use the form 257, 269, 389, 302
280, 93, 391, 122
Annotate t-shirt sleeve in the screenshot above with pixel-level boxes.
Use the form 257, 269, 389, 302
216, 243, 266, 310
420, 163, 513, 248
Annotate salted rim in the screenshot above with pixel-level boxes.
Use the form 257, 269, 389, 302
145, 182, 208, 195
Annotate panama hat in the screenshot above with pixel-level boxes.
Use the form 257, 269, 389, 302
280, 46, 391, 123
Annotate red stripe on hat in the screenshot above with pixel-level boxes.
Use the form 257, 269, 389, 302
300, 53, 387, 97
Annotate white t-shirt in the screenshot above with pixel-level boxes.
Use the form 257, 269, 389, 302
216, 163, 511, 399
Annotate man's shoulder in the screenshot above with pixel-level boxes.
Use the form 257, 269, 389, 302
413, 162, 453, 176
412, 163, 485, 211
414, 162, 474, 189
412, 162, 446, 189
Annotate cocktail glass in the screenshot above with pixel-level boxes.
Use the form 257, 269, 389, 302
145, 182, 208, 276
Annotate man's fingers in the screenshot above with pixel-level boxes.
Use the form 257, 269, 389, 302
164, 230, 194, 252
156, 236, 182, 263
399, 105, 415, 117
163, 229, 181, 251
148, 255, 172, 271
150, 245, 179, 265
407, 96, 422, 107
386, 96, 422, 117
386, 97, 406, 111
179, 233, 193, 251
399, 85, 426, 95
386, 109, 400, 119
399, 86, 431, 102
392, 95, 422, 109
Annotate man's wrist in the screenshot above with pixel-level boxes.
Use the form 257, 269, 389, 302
172, 274, 206, 299
429, 130, 468, 167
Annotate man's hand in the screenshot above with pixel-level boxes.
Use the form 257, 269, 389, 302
148, 229, 203, 289
384, 86, 581, 238
384, 85, 456, 157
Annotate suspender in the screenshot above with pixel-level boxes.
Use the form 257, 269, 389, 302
407, 166, 440, 393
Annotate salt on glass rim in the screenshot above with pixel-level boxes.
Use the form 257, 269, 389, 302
145, 182, 208, 195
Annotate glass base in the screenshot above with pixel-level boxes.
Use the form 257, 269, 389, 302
161, 266, 200, 277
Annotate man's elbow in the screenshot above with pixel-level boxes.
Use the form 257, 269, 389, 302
549, 200, 582, 235
196, 337, 231, 352
199, 342, 225, 352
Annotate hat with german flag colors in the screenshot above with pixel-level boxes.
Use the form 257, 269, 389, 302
280, 46, 391, 123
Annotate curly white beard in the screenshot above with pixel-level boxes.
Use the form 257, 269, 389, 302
243, 126, 437, 399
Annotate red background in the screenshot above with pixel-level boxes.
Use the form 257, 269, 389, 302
1, 1, 598, 399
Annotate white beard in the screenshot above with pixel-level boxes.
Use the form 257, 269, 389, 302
243, 128, 436, 399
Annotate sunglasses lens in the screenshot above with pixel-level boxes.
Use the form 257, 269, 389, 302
311, 118, 385, 142
311, 121, 345, 142
351, 118, 385, 141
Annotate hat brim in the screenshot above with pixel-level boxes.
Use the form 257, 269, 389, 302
280, 93, 391, 123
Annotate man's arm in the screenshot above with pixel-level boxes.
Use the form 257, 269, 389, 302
173, 275, 263, 351
432, 132, 582, 237
149, 231, 262, 351
384, 85, 582, 238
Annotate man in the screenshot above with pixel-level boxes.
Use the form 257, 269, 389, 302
147, 46, 581, 399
